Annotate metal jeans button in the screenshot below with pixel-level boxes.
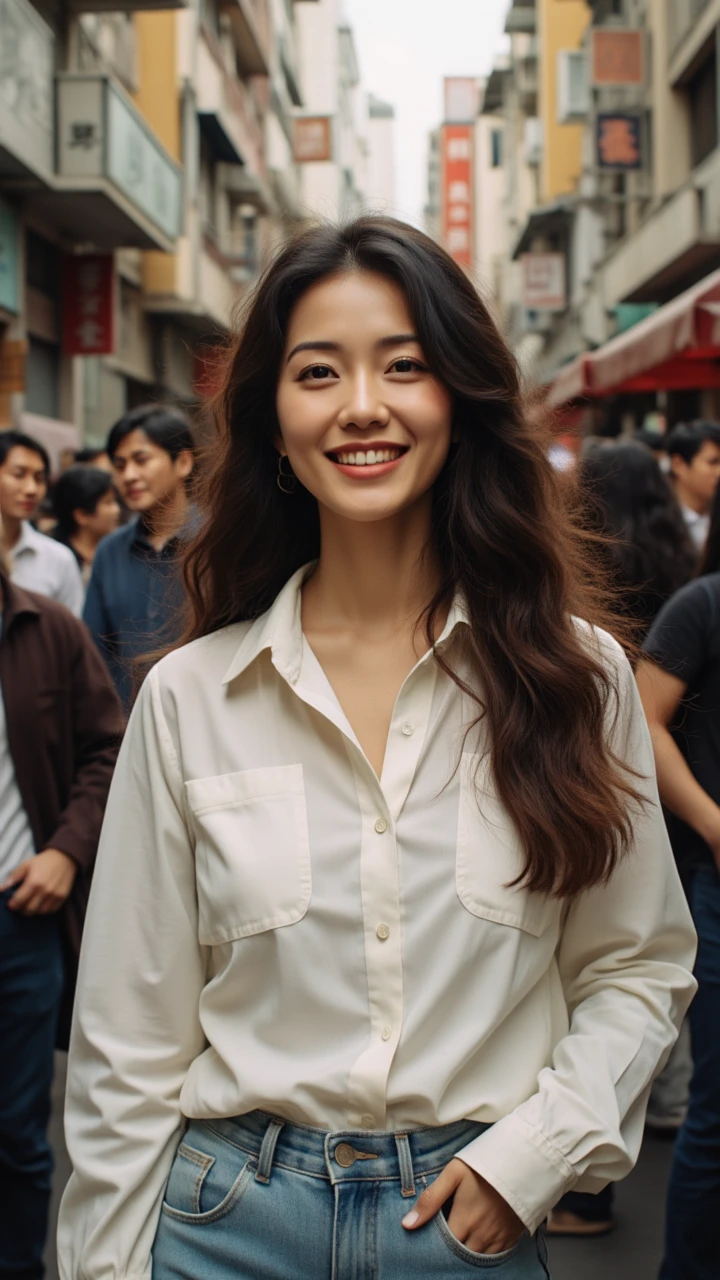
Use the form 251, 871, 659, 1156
335, 1142, 357, 1167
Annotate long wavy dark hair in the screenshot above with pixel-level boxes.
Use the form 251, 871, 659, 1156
180, 216, 642, 897
579, 442, 696, 635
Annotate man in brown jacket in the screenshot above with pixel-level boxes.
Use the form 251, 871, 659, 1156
0, 567, 123, 1280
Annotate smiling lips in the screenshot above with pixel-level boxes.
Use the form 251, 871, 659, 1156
327, 444, 408, 470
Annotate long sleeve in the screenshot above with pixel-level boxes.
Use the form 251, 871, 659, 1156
48, 624, 124, 868
455, 643, 697, 1232
57, 667, 208, 1280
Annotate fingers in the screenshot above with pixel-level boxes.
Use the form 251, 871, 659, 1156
401, 1164, 463, 1230
0, 861, 30, 893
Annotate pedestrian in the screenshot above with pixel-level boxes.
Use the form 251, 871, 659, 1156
83, 405, 195, 708
580, 441, 696, 635
58, 217, 696, 1280
73, 446, 114, 474
637, 479, 720, 1280
547, 441, 697, 1238
665, 420, 720, 550
0, 520, 123, 1280
0, 431, 84, 616
52, 466, 121, 588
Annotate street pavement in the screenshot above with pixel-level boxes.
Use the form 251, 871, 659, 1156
45, 1053, 674, 1280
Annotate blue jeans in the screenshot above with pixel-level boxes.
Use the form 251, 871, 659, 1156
661, 864, 720, 1279
153, 1110, 551, 1279
0, 890, 64, 1280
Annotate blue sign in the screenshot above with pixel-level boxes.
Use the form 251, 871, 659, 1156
596, 112, 643, 170
0, 199, 19, 314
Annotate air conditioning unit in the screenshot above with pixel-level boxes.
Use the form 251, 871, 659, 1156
557, 50, 589, 124
524, 117, 543, 166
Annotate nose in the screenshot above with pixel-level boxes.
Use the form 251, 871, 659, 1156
338, 369, 389, 432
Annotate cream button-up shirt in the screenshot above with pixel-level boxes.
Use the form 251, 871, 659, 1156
58, 567, 696, 1279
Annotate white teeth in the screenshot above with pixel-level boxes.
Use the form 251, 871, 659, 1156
334, 447, 403, 465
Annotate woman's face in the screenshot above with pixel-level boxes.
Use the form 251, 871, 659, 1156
276, 271, 453, 525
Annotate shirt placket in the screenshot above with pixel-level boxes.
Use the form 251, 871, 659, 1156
344, 655, 438, 1130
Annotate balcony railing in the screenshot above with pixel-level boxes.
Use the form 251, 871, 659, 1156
667, 0, 714, 57
56, 73, 182, 242
219, 0, 271, 75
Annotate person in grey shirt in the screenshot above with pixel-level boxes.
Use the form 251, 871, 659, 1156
0, 432, 83, 616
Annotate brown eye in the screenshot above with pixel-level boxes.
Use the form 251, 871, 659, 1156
299, 365, 335, 381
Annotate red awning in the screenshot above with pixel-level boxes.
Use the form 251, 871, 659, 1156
548, 266, 720, 406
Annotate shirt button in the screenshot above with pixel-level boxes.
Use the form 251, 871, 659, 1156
361, 1114, 375, 1129
381, 1025, 392, 1041
374, 818, 388, 834
376, 923, 390, 941
401, 722, 414, 736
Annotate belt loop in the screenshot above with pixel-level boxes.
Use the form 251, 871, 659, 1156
394, 1133, 416, 1198
255, 1118, 285, 1184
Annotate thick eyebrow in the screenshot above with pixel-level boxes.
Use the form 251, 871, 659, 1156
286, 333, 420, 364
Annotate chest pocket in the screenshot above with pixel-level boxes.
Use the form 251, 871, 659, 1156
185, 764, 311, 946
457, 752, 560, 938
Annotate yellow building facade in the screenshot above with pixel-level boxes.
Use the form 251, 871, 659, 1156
537, 0, 590, 203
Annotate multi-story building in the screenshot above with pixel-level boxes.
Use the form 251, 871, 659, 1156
0, 0, 185, 453
477, 0, 720, 428
0, 0, 394, 453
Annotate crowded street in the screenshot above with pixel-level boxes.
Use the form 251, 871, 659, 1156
1, 0, 720, 1278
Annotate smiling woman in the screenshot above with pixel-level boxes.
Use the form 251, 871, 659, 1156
58, 218, 696, 1280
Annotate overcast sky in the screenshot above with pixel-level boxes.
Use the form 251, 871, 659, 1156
343, 0, 510, 227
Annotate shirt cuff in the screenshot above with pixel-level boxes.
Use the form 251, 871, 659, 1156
455, 1113, 576, 1233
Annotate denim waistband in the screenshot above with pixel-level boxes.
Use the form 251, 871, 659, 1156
199, 1109, 488, 1195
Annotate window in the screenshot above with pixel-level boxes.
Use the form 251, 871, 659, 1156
491, 128, 503, 167
688, 45, 718, 168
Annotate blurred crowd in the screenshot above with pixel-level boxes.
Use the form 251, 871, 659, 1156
0, 405, 719, 1276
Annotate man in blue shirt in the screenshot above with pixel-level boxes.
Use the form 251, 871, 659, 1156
83, 406, 195, 708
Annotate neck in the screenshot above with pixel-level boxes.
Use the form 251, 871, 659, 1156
303, 495, 443, 636
71, 528, 100, 563
2, 514, 22, 550
142, 489, 188, 550
675, 479, 708, 516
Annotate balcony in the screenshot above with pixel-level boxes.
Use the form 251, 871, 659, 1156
601, 148, 720, 305
46, 74, 182, 250
197, 29, 265, 172
65, 0, 188, 10
505, 0, 536, 35
667, 0, 719, 84
0, 1, 182, 253
219, 0, 271, 76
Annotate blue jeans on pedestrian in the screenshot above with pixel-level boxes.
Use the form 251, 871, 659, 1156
0, 889, 64, 1280
660, 863, 720, 1279
153, 1110, 550, 1279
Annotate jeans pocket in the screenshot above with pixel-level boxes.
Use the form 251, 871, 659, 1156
162, 1124, 256, 1224
433, 1209, 526, 1269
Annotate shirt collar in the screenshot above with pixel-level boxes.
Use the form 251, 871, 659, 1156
221, 564, 470, 688
12, 521, 43, 558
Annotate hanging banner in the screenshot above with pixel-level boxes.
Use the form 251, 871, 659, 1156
596, 112, 644, 169
62, 254, 115, 356
521, 253, 566, 312
441, 124, 474, 270
292, 116, 332, 163
590, 29, 644, 86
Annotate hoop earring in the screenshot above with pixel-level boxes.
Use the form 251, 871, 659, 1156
277, 454, 298, 494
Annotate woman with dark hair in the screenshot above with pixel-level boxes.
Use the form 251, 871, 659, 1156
52, 465, 121, 586
58, 218, 695, 1280
580, 441, 696, 637
636, 477, 720, 1278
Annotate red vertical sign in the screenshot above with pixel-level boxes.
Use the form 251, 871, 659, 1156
62, 255, 115, 356
441, 124, 474, 271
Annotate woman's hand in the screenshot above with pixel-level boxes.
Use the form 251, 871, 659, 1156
402, 1157, 525, 1255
